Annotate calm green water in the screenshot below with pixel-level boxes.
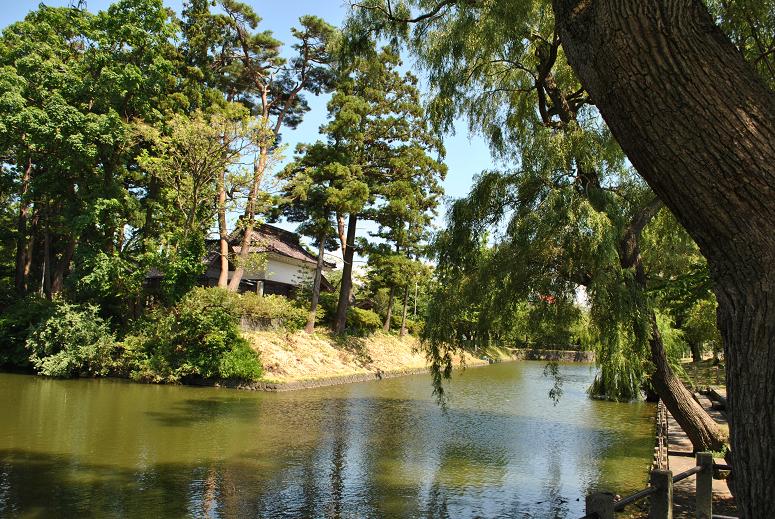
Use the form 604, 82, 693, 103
0, 362, 653, 518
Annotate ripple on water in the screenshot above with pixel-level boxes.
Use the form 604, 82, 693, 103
0, 362, 654, 518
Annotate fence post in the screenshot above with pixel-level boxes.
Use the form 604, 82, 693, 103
696, 452, 713, 519
586, 492, 615, 519
649, 469, 673, 519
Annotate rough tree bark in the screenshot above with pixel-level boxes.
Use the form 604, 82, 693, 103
50, 236, 75, 295
217, 169, 229, 287
305, 235, 326, 334
399, 283, 410, 337
334, 214, 358, 333
383, 285, 395, 332
554, 1, 775, 513
14, 158, 32, 295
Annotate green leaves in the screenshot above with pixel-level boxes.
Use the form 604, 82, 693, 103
26, 302, 117, 378
136, 107, 257, 236
126, 287, 262, 382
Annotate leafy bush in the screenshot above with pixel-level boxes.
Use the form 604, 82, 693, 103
127, 287, 262, 383
218, 340, 263, 380
403, 318, 423, 336
347, 307, 382, 334
233, 292, 307, 330
0, 296, 55, 368
25, 302, 117, 377
314, 291, 339, 326
66, 248, 143, 323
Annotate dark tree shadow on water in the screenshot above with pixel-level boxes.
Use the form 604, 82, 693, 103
0, 450, 211, 518
144, 397, 264, 427
0, 395, 653, 518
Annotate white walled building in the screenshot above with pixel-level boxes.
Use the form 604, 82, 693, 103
203, 224, 335, 296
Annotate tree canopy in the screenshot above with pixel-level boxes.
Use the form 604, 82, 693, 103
348, 0, 775, 512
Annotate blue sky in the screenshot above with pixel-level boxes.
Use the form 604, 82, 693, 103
2, 1, 497, 263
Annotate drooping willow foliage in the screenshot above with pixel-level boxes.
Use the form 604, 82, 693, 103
347, 0, 720, 402
423, 157, 655, 402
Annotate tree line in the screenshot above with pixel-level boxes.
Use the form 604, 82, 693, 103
0, 0, 442, 329
0, 1, 442, 382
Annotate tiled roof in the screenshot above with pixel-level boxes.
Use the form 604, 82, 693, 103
227, 224, 335, 268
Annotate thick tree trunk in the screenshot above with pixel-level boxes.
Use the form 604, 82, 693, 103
305, 236, 326, 334
383, 285, 395, 332
229, 150, 267, 292
689, 341, 702, 364
50, 236, 75, 295
649, 315, 726, 452
217, 169, 229, 287
14, 158, 32, 295
333, 214, 357, 333
399, 283, 410, 337
554, 1, 775, 513
41, 217, 51, 298
716, 286, 775, 512
337, 214, 346, 259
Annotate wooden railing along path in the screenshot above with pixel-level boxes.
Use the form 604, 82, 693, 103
653, 400, 669, 472
581, 452, 734, 518
581, 396, 735, 519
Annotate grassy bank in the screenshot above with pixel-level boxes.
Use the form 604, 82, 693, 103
246, 330, 487, 385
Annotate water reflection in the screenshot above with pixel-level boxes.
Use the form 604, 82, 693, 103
0, 363, 654, 518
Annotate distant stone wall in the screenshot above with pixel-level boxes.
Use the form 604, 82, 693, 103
508, 349, 595, 362
240, 316, 283, 331
211, 367, 434, 392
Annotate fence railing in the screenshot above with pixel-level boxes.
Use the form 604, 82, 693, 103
653, 400, 669, 472
583, 452, 734, 519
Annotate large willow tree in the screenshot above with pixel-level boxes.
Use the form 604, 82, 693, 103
349, 0, 726, 450
350, 0, 775, 513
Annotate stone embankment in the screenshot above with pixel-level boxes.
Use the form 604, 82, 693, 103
507, 348, 595, 362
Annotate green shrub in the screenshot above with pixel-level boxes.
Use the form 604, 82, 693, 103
25, 302, 117, 377
316, 292, 339, 326
218, 340, 263, 380
385, 312, 422, 335
404, 318, 423, 336
0, 295, 55, 369
389, 311, 403, 330
233, 293, 307, 330
127, 287, 262, 383
347, 307, 382, 334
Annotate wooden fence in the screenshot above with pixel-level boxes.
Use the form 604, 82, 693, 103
653, 400, 669, 472
582, 452, 735, 519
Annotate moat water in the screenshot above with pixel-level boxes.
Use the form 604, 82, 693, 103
0, 362, 654, 518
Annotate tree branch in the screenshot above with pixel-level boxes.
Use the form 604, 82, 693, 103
351, 0, 460, 23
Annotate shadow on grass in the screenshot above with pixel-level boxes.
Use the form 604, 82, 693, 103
330, 333, 372, 366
